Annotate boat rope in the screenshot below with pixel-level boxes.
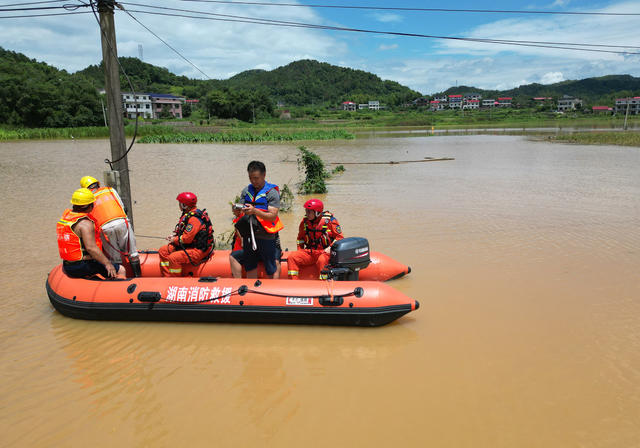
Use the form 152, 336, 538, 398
159, 286, 362, 304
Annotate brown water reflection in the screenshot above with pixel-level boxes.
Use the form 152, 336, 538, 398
1, 136, 639, 446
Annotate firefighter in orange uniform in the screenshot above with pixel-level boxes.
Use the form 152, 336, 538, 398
57, 188, 126, 279
158, 192, 214, 277
80, 176, 141, 277
287, 199, 344, 280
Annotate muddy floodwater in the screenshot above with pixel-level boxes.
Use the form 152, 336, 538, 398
1, 135, 639, 446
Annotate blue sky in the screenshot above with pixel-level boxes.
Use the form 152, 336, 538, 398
1, 0, 640, 94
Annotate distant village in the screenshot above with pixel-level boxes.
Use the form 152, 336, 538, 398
345, 95, 640, 115
115, 91, 640, 120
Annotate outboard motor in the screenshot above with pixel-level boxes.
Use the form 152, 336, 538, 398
323, 237, 371, 281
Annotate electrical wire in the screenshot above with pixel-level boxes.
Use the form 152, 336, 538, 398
120, 2, 640, 51
0, 9, 88, 16
120, 6, 640, 55
177, 0, 640, 17
88, 0, 139, 170
0, 0, 67, 6
118, 6, 212, 79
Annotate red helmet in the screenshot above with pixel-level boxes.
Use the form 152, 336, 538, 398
176, 192, 197, 207
304, 199, 323, 213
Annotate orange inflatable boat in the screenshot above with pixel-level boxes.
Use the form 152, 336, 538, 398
46, 265, 418, 327
135, 237, 411, 281
46, 238, 417, 326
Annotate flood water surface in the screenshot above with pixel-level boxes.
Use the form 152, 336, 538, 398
1, 135, 639, 446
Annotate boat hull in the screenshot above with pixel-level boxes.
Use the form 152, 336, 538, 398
46, 265, 418, 327
132, 249, 410, 282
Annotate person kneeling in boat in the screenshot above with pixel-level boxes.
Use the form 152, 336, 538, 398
57, 188, 126, 279
159, 192, 214, 277
80, 176, 141, 277
287, 199, 343, 280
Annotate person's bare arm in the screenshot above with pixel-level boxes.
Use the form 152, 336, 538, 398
75, 220, 116, 277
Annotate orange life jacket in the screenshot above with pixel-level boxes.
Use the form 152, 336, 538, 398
56, 210, 102, 261
90, 187, 127, 227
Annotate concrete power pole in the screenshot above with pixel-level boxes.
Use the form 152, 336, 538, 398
97, 0, 134, 227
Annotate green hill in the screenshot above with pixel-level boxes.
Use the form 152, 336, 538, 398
78, 58, 420, 107
0, 47, 103, 127
225, 59, 421, 106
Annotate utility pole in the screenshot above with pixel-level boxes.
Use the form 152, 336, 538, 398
624, 97, 630, 131
97, 0, 134, 227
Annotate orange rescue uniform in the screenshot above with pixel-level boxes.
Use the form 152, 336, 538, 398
159, 213, 207, 277
287, 212, 343, 279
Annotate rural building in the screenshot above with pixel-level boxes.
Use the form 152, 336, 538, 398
482, 99, 497, 108
149, 93, 184, 119
342, 101, 356, 111
592, 106, 613, 114
448, 94, 462, 109
497, 97, 512, 108
121, 93, 152, 119
557, 95, 582, 112
614, 97, 640, 115
430, 100, 446, 111
463, 99, 480, 110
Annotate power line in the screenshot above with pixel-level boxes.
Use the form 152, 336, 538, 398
177, 0, 640, 17
119, 7, 212, 79
118, 4, 640, 55
0, 4, 75, 10
0, 9, 89, 17
0, 0, 67, 6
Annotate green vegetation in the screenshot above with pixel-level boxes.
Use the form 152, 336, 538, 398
137, 129, 354, 143
4, 46, 640, 131
296, 146, 344, 194
78, 58, 420, 109
0, 124, 176, 141
278, 184, 294, 212
0, 48, 103, 127
549, 132, 640, 147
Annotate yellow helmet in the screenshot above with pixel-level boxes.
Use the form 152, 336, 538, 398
80, 176, 99, 189
70, 188, 96, 206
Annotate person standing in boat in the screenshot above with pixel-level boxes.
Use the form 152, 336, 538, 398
229, 161, 284, 279
158, 192, 214, 277
57, 188, 126, 279
80, 176, 141, 277
287, 199, 343, 280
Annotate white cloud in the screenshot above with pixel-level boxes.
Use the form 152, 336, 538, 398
541, 72, 564, 84
0, 2, 345, 80
379, 44, 398, 51
371, 13, 403, 23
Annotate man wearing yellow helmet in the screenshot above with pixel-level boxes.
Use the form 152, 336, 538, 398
56, 188, 125, 279
80, 175, 141, 277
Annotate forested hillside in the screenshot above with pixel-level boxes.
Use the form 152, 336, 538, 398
225, 59, 421, 106
0, 47, 103, 127
3, 45, 640, 128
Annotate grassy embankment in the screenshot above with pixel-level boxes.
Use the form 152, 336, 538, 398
0, 124, 355, 142
3, 109, 640, 143
548, 132, 640, 147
